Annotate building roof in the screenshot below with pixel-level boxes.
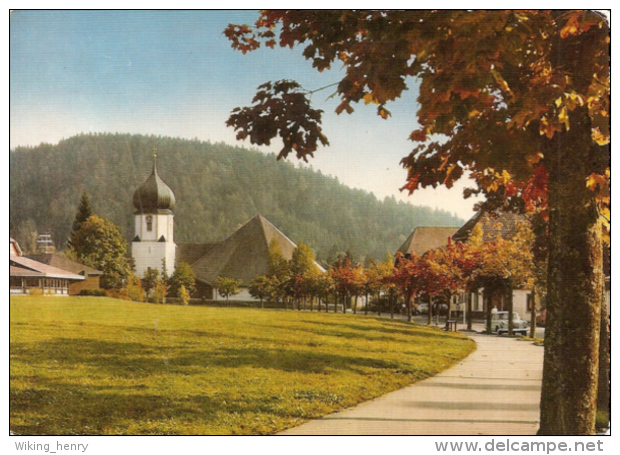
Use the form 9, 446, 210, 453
176, 242, 218, 266
10, 265, 44, 277
10, 256, 85, 281
27, 253, 103, 276
132, 156, 176, 214
397, 226, 458, 257
190, 215, 322, 286
452, 211, 524, 243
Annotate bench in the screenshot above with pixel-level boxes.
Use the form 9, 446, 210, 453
445, 319, 458, 331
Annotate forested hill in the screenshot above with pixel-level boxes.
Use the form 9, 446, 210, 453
10, 133, 463, 262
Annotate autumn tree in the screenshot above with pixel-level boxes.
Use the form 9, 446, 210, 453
141, 267, 160, 294
314, 271, 334, 313
392, 252, 448, 324
69, 215, 131, 289
329, 256, 361, 314
424, 239, 480, 326
248, 275, 271, 308
266, 239, 290, 308
373, 253, 395, 317
225, 11, 609, 434
168, 261, 196, 298
124, 273, 146, 302
300, 266, 323, 312
466, 216, 537, 335
362, 259, 380, 316
287, 242, 317, 310
215, 276, 242, 305
390, 253, 423, 322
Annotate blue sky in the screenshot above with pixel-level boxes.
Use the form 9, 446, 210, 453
10, 10, 480, 221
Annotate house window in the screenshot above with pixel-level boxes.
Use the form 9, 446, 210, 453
527, 293, 534, 312
146, 215, 153, 232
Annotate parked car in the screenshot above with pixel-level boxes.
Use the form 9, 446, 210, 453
414, 302, 429, 315
491, 311, 529, 335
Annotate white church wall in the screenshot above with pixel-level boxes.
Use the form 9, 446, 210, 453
132, 241, 176, 277
134, 214, 174, 242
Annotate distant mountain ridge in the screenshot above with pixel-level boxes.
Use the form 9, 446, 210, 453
9, 133, 463, 262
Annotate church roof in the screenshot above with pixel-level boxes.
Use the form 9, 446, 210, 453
132, 156, 176, 213
176, 242, 218, 266
190, 215, 300, 286
397, 226, 458, 257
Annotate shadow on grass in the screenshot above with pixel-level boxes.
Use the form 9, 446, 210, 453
11, 336, 412, 379
256, 317, 464, 343
10, 375, 298, 435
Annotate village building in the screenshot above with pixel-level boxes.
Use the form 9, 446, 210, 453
27, 253, 103, 295
181, 214, 326, 300
131, 158, 323, 301
451, 211, 536, 320
10, 237, 86, 295
397, 213, 537, 320
131, 156, 177, 278
397, 226, 458, 258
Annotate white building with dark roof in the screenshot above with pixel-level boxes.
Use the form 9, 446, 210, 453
131, 157, 322, 301
131, 155, 177, 277
9, 238, 85, 295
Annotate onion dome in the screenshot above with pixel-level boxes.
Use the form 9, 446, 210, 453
133, 155, 176, 213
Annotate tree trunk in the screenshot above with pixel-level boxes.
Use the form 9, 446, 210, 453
377, 291, 381, 316
365, 292, 369, 315
507, 283, 514, 336
390, 294, 394, 319
406, 293, 412, 323
427, 296, 433, 325
466, 292, 473, 331
538, 107, 604, 435
353, 295, 358, 314
529, 291, 538, 339
485, 290, 493, 333
597, 287, 610, 427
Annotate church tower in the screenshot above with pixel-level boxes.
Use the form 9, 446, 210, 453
131, 155, 176, 277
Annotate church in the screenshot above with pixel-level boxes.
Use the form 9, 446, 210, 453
131, 156, 321, 301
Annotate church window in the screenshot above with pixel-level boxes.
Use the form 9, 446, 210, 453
146, 215, 153, 232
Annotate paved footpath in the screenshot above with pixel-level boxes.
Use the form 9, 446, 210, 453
280, 333, 544, 435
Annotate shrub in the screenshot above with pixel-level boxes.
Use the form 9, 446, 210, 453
78, 289, 107, 297
178, 285, 190, 306
125, 275, 146, 302
28, 288, 43, 297
105, 288, 132, 301
151, 279, 168, 304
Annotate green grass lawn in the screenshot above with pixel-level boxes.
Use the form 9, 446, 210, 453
10, 296, 475, 435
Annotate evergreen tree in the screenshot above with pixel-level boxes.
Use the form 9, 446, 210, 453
68, 191, 93, 248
